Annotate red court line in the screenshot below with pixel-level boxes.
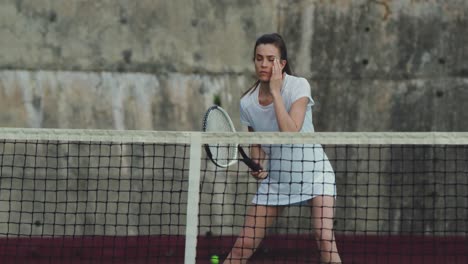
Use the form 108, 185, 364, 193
0, 234, 466, 263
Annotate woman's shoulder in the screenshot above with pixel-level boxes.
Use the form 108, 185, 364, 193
285, 74, 310, 86
240, 87, 256, 107
284, 74, 311, 93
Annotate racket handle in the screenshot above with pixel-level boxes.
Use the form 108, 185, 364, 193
238, 146, 263, 172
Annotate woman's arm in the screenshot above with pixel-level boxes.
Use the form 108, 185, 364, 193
269, 58, 309, 132
272, 96, 308, 132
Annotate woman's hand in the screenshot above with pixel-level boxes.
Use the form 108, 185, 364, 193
250, 165, 268, 180
249, 157, 267, 180
247, 132, 268, 180
269, 58, 284, 97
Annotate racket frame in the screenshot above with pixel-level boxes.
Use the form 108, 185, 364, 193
202, 105, 262, 171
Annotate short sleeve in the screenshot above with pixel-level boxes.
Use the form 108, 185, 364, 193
291, 78, 314, 107
239, 101, 251, 127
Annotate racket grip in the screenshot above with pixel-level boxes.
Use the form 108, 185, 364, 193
244, 158, 263, 172
238, 146, 263, 172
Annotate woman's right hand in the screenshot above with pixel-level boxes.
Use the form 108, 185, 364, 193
250, 162, 268, 180
247, 139, 267, 180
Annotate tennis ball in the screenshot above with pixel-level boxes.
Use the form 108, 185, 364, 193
210, 254, 219, 264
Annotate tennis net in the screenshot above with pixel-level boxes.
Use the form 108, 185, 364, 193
0, 128, 467, 264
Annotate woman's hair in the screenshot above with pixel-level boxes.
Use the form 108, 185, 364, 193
242, 33, 293, 97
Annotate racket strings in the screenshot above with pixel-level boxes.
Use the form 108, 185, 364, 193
204, 109, 238, 167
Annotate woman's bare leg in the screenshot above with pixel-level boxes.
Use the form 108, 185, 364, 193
310, 195, 341, 263
223, 205, 282, 264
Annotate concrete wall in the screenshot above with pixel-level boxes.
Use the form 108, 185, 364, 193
1, 0, 468, 240
1, 0, 468, 131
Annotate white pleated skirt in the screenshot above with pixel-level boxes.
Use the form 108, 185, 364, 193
252, 144, 336, 205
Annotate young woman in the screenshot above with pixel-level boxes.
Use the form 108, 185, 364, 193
223, 33, 342, 264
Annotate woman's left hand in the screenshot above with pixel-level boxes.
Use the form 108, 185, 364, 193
270, 58, 284, 96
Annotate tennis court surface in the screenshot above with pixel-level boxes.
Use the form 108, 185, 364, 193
0, 129, 467, 263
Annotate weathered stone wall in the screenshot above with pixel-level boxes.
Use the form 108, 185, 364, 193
1, 0, 468, 131
0, 70, 249, 130
290, 1, 468, 132
0, 0, 281, 130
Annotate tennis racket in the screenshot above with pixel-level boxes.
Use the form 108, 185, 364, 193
202, 105, 262, 171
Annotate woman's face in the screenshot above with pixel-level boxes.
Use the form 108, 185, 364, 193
254, 44, 285, 82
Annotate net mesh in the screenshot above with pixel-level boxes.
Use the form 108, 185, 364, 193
0, 129, 467, 264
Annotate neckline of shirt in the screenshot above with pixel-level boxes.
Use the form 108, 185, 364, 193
253, 74, 290, 109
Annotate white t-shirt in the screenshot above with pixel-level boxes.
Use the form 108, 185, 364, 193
239, 74, 336, 205
240, 74, 315, 133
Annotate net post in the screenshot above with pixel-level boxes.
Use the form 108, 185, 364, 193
184, 132, 202, 264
